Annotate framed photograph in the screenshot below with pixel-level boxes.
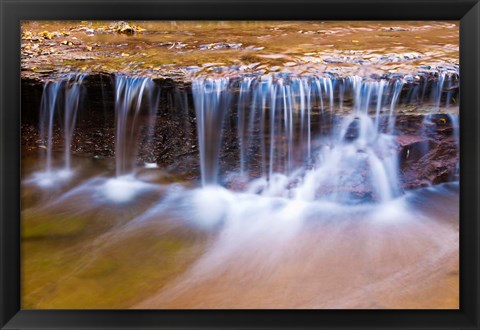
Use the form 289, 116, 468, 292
1, 0, 479, 329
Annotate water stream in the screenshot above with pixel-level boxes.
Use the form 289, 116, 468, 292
23, 72, 460, 309
32, 74, 86, 186
191, 74, 457, 204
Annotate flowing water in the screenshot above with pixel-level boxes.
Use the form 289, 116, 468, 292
91, 75, 162, 203
22, 72, 459, 309
192, 78, 231, 186
191, 74, 456, 204
114, 75, 160, 177
29, 74, 86, 187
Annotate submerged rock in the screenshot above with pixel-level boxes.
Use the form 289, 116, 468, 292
108, 21, 146, 34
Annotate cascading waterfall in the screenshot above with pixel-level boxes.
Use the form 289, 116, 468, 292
192, 74, 457, 204
20, 22, 461, 310
36, 74, 86, 186
114, 75, 160, 177
236, 77, 254, 177
192, 78, 231, 186
39, 81, 62, 176
92, 75, 161, 203
306, 77, 402, 203
63, 75, 87, 172
31, 72, 458, 205
421, 72, 457, 143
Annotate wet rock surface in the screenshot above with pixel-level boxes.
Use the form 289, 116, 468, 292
21, 21, 458, 83
397, 115, 459, 189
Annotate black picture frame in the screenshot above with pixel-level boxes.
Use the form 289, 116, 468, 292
1, 0, 479, 329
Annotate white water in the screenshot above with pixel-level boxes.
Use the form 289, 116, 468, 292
30, 73, 458, 207
114, 75, 160, 177
86, 76, 161, 203
192, 77, 231, 186
32, 74, 86, 187
191, 75, 421, 204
